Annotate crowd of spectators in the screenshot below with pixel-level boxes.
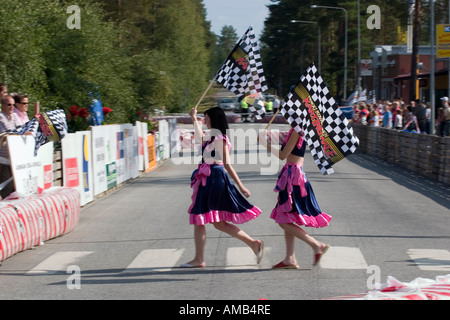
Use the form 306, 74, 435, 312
352, 97, 450, 137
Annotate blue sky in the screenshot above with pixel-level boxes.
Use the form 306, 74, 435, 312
202, 0, 272, 39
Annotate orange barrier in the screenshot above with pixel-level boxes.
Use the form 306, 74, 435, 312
147, 134, 157, 171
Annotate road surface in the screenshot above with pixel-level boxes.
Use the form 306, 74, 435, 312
0, 122, 449, 301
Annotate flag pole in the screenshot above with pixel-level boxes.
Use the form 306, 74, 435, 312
194, 79, 215, 110
263, 108, 281, 132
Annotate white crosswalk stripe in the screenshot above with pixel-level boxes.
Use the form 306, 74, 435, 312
407, 249, 450, 272
27, 251, 93, 275
318, 246, 368, 269
21, 247, 450, 275
123, 249, 185, 273
225, 247, 261, 270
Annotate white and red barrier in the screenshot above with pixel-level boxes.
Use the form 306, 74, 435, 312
324, 274, 450, 300
0, 205, 22, 262
0, 187, 80, 263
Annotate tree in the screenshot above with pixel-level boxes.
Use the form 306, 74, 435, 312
210, 26, 239, 78
0, 0, 138, 124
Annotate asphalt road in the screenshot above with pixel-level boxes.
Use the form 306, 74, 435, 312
0, 122, 449, 301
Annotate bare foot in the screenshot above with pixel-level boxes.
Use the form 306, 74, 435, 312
180, 259, 206, 268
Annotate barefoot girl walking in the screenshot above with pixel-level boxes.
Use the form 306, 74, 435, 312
181, 107, 264, 268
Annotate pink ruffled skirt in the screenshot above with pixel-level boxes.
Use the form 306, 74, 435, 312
270, 162, 331, 228
188, 163, 262, 225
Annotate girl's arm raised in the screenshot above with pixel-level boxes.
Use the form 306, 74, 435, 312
189, 108, 204, 143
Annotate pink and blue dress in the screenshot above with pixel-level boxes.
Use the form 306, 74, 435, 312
270, 129, 332, 228
188, 134, 262, 226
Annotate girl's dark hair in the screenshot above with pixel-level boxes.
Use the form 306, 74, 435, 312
204, 107, 229, 136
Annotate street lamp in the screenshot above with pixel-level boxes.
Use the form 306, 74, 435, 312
290, 20, 321, 73
311, 4, 348, 99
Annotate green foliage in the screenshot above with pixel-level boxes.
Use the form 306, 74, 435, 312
0, 0, 214, 125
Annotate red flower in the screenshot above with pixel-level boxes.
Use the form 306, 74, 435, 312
77, 107, 89, 118
69, 105, 78, 116
103, 107, 112, 115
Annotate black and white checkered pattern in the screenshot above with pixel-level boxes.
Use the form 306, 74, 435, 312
281, 64, 359, 175
6, 109, 68, 155
215, 26, 268, 119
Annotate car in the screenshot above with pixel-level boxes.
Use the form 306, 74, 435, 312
218, 97, 237, 111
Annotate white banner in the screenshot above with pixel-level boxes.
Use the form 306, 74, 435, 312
158, 120, 170, 160
8, 136, 53, 195
91, 126, 108, 196
61, 132, 94, 206
76, 131, 94, 205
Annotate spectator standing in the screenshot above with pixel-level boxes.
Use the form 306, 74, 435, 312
436, 97, 450, 137
404, 105, 419, 132
382, 103, 392, 128
444, 98, 450, 136
391, 101, 400, 127
437, 108, 445, 136
273, 96, 280, 114
359, 103, 369, 125
368, 109, 379, 127
425, 102, 431, 134
413, 99, 426, 133
394, 109, 403, 130
13, 94, 30, 125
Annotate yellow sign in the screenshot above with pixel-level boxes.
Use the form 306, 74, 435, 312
436, 24, 450, 58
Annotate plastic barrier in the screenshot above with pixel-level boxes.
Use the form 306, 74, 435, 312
48, 187, 80, 234
0, 187, 80, 263
38, 194, 66, 241
324, 274, 450, 300
13, 200, 45, 250
0, 205, 22, 262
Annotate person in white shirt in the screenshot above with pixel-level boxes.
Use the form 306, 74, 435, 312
394, 109, 403, 130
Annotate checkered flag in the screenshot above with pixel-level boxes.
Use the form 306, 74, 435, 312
281, 64, 359, 175
6, 109, 68, 155
214, 26, 268, 119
